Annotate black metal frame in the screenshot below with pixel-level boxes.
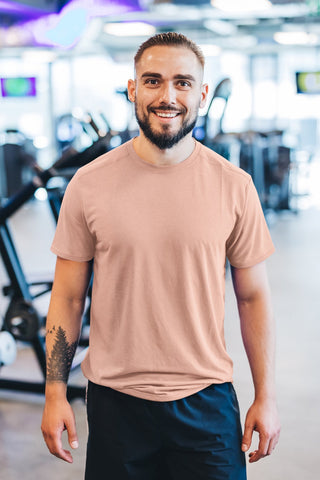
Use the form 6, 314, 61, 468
0, 167, 86, 399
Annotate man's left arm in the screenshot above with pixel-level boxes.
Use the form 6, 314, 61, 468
231, 260, 281, 463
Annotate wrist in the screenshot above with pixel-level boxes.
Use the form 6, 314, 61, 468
45, 381, 67, 400
254, 391, 277, 404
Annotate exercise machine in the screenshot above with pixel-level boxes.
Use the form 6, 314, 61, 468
194, 78, 292, 212
0, 129, 37, 199
0, 166, 86, 399
0, 119, 116, 399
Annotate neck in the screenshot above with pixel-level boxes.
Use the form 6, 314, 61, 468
133, 132, 195, 166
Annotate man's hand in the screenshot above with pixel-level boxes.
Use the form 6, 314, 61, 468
41, 396, 79, 463
241, 398, 281, 463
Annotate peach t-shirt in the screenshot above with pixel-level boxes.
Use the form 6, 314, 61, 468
51, 139, 275, 401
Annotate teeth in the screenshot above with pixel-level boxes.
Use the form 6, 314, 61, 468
156, 112, 178, 118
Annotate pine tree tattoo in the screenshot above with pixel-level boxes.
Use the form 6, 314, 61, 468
46, 326, 77, 383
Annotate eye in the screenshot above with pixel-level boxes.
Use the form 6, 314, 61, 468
177, 80, 191, 88
144, 78, 159, 86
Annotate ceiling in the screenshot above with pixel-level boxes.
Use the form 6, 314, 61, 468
0, 0, 319, 58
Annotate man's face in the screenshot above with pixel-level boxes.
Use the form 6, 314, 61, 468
128, 46, 208, 150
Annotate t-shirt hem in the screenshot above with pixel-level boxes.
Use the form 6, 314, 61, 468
229, 245, 275, 269
50, 245, 93, 262
91, 381, 231, 402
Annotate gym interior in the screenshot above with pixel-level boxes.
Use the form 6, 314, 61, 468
0, 1, 319, 479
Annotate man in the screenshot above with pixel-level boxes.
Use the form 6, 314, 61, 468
41, 32, 280, 479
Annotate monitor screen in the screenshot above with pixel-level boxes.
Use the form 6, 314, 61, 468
0, 77, 37, 97
296, 71, 320, 94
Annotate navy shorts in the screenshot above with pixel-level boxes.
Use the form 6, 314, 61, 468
85, 381, 246, 480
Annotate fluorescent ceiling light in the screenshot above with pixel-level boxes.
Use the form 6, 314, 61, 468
274, 31, 318, 45
104, 22, 155, 37
204, 19, 237, 35
212, 0, 272, 12
23, 50, 57, 63
199, 44, 221, 56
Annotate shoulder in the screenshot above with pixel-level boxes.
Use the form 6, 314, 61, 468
72, 140, 131, 182
197, 141, 251, 186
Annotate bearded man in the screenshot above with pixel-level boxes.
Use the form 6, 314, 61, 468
41, 32, 280, 480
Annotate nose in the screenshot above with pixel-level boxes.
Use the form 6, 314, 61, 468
158, 82, 176, 105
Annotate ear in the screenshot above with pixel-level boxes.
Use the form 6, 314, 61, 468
127, 79, 136, 103
199, 83, 209, 109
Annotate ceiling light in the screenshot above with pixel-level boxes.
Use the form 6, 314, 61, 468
199, 44, 221, 57
204, 20, 237, 35
212, 0, 272, 12
217, 35, 257, 49
104, 22, 156, 37
274, 31, 318, 45
22, 50, 57, 63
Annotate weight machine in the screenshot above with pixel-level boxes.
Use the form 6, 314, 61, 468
195, 78, 292, 212
0, 116, 116, 400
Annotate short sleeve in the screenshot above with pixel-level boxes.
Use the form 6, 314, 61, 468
50, 172, 95, 261
226, 177, 275, 268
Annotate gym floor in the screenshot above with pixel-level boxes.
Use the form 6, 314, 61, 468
0, 157, 319, 480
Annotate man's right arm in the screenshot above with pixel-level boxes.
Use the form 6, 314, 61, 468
41, 257, 92, 463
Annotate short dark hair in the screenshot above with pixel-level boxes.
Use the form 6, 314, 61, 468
134, 32, 205, 69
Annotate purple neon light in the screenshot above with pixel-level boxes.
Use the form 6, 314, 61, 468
0, 0, 54, 17
10, 0, 146, 48
0, 1, 148, 50
59, 0, 144, 18
0, 0, 143, 18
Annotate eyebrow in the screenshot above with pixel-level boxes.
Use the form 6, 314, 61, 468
141, 72, 161, 78
174, 74, 196, 81
141, 72, 196, 82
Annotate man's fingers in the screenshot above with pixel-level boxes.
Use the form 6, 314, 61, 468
248, 449, 259, 462
41, 398, 78, 463
42, 428, 74, 463
248, 444, 267, 463
241, 423, 254, 452
248, 430, 280, 463
65, 415, 79, 450
257, 433, 269, 457
42, 415, 77, 463
53, 447, 74, 464
267, 431, 280, 456
242, 400, 281, 463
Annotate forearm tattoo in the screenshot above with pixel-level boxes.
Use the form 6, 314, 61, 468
46, 326, 77, 383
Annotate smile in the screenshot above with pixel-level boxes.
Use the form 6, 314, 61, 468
154, 111, 180, 118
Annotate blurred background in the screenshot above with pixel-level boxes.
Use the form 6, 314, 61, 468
0, 1, 319, 479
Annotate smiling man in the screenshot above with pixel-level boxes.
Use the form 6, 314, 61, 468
41, 33, 280, 480
130, 40, 207, 155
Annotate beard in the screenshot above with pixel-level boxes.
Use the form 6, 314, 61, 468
134, 104, 198, 150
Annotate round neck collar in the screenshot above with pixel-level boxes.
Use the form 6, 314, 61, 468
126, 138, 200, 171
